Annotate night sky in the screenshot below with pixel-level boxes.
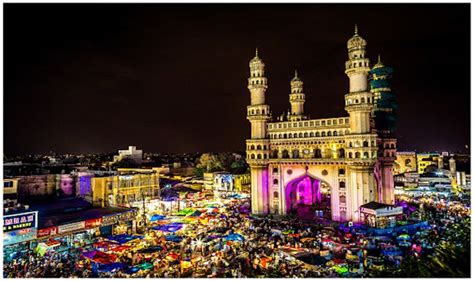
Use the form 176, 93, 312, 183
4, 4, 470, 156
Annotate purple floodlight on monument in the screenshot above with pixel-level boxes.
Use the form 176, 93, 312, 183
285, 173, 322, 212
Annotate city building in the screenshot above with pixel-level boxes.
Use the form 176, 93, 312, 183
416, 153, 440, 174
245, 26, 398, 222
113, 146, 143, 164
393, 151, 417, 175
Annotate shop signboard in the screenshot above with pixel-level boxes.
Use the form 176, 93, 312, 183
3, 227, 37, 246
3, 211, 38, 232
58, 221, 85, 234
102, 210, 137, 226
85, 218, 102, 228
37, 226, 59, 238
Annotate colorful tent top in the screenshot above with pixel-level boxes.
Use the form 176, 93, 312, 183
82, 250, 117, 264
97, 262, 126, 272
152, 222, 183, 233
107, 234, 143, 245
165, 234, 183, 243
110, 245, 130, 253
189, 210, 202, 217
332, 264, 349, 275
397, 234, 410, 240
166, 253, 180, 261
135, 262, 153, 270
300, 237, 316, 243
176, 208, 196, 216
94, 241, 119, 249
149, 214, 166, 222
225, 233, 244, 242
138, 246, 165, 254
282, 229, 295, 235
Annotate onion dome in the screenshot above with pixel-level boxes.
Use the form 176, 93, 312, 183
347, 24, 367, 51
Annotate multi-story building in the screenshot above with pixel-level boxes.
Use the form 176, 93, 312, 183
113, 146, 143, 164
245, 26, 397, 222
417, 153, 440, 174
394, 151, 417, 175
78, 168, 160, 208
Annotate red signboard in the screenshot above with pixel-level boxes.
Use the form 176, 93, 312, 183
85, 218, 102, 229
37, 226, 58, 238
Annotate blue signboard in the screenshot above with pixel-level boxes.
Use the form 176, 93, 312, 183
3, 211, 38, 232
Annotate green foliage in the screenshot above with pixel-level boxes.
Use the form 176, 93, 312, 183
194, 153, 249, 176
111, 157, 140, 168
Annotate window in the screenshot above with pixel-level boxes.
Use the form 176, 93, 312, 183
274, 191, 279, 198
363, 141, 369, 147
355, 152, 361, 158
361, 97, 365, 103
273, 179, 278, 185
348, 152, 353, 158
310, 132, 314, 137
333, 131, 338, 136
251, 145, 255, 150
282, 150, 289, 158
257, 145, 262, 150
304, 132, 308, 138
292, 150, 300, 158
339, 181, 346, 188
251, 154, 255, 159
338, 148, 345, 158
314, 149, 322, 158
272, 150, 279, 159
364, 152, 369, 158
316, 132, 320, 137
327, 131, 332, 136
340, 196, 346, 204
273, 167, 278, 173
298, 133, 303, 138
321, 132, 326, 137
257, 154, 262, 159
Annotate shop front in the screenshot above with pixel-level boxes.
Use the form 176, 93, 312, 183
101, 209, 137, 236
3, 211, 38, 262
360, 202, 403, 229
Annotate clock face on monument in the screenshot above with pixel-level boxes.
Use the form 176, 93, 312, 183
303, 149, 309, 155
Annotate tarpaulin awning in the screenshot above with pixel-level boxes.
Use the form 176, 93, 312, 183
165, 234, 183, 243
149, 214, 166, 222
136, 262, 153, 270
107, 234, 143, 245
138, 246, 165, 254
225, 233, 244, 242
97, 262, 126, 272
151, 222, 183, 233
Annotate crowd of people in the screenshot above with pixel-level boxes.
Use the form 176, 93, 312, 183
3, 193, 471, 278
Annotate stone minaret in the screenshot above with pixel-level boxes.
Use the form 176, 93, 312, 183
370, 55, 397, 205
344, 25, 378, 222
288, 70, 306, 121
246, 49, 270, 215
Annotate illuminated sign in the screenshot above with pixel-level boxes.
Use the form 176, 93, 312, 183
85, 218, 102, 228
58, 221, 85, 234
3, 228, 37, 246
37, 226, 59, 238
3, 211, 38, 232
102, 210, 137, 226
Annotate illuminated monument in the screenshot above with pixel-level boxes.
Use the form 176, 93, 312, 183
245, 26, 397, 222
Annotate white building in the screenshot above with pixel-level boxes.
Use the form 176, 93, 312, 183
113, 146, 143, 164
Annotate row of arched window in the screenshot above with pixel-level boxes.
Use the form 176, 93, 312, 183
384, 143, 396, 149
249, 79, 265, 85
268, 118, 349, 129
249, 108, 267, 115
348, 140, 374, 147
349, 61, 369, 68
346, 96, 372, 105
269, 130, 348, 139
247, 144, 268, 150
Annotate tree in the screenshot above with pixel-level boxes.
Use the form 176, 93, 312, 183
112, 157, 140, 169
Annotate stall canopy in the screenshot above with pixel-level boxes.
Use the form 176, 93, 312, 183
165, 234, 183, 243
225, 233, 244, 242
107, 234, 143, 245
149, 214, 166, 222
97, 262, 126, 272
151, 222, 183, 233
82, 250, 117, 264
138, 246, 165, 254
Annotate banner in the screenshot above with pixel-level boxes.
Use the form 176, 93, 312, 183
37, 226, 59, 238
85, 218, 102, 228
58, 221, 85, 234
3, 211, 38, 232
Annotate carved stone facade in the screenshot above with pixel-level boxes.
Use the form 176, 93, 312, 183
246, 26, 396, 222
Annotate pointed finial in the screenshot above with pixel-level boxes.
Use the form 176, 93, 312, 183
354, 24, 358, 35
294, 69, 298, 78
378, 54, 382, 64
255, 48, 259, 57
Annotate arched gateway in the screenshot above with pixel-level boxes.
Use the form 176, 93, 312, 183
285, 173, 331, 220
